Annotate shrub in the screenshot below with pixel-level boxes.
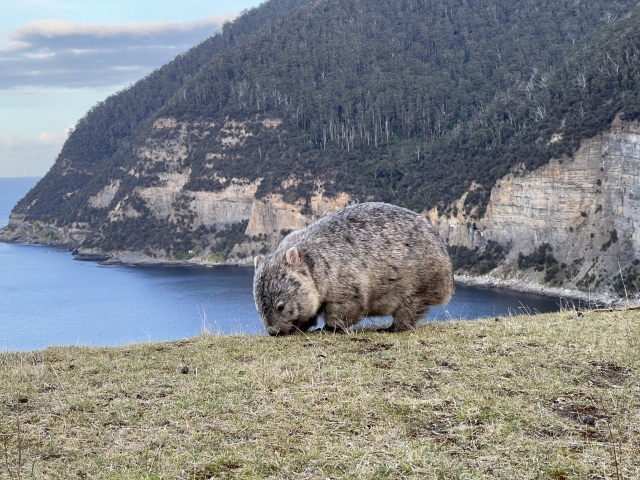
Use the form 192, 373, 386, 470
449, 241, 510, 275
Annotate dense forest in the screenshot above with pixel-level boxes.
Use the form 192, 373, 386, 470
162, 0, 640, 216
8, 0, 640, 256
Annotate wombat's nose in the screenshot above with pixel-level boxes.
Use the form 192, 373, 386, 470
266, 326, 279, 336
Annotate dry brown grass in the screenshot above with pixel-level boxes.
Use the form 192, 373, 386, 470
1, 310, 639, 479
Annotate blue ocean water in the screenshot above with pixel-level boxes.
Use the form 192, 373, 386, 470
0, 177, 569, 351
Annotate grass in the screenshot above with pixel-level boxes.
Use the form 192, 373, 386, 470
1, 311, 638, 479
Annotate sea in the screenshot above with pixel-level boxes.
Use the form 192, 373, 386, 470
0, 177, 571, 351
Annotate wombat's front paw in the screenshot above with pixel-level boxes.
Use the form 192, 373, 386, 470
375, 325, 393, 333
313, 326, 347, 334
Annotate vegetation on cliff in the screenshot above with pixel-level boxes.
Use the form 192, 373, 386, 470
10, 0, 316, 227
2, 311, 638, 478
6, 0, 640, 260
449, 240, 510, 275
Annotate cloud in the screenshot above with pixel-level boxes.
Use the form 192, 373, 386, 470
9, 18, 232, 40
0, 41, 31, 53
0, 135, 21, 149
1, 127, 68, 150
0, 15, 235, 90
0, 130, 68, 176
37, 130, 67, 144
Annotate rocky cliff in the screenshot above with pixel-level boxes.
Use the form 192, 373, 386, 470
2, 115, 639, 298
429, 115, 640, 297
0, 115, 353, 265
2, 0, 640, 300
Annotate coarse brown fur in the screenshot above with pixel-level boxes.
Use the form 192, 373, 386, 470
253, 202, 454, 335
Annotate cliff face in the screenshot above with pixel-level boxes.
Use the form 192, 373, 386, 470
2, 114, 639, 296
429, 116, 640, 293
231, 191, 352, 259
0, 116, 352, 264
2, 116, 639, 297
3, 0, 640, 299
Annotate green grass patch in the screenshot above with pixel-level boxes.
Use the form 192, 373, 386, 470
1, 311, 638, 478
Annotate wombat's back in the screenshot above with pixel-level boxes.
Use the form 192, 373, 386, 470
280, 202, 454, 308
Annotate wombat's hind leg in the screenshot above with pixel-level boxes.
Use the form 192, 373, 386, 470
384, 298, 429, 333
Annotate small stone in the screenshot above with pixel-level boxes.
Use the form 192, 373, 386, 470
583, 416, 596, 426
181, 366, 189, 374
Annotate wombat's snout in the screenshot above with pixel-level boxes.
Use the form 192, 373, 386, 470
266, 326, 280, 336
266, 324, 293, 336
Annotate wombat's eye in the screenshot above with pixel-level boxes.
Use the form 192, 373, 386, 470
277, 304, 285, 312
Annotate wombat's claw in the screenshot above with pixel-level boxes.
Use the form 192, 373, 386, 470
313, 326, 346, 334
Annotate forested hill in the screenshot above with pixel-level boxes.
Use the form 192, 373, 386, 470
12, 0, 317, 223
7, 0, 640, 254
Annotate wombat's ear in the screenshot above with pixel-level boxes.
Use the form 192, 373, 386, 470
254, 255, 265, 268
285, 247, 301, 267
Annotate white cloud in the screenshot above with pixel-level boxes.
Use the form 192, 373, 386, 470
0, 133, 62, 177
0, 12, 244, 176
37, 130, 66, 144
2, 127, 68, 149
25, 52, 56, 59
111, 65, 144, 71
0, 41, 31, 53
0, 135, 20, 149
0, 15, 236, 89
6, 16, 235, 44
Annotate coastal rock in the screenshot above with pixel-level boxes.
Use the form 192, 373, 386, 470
428, 116, 640, 294
2, 117, 639, 300
0, 214, 90, 247
454, 275, 616, 306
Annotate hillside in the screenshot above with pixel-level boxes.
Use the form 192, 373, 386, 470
2, 0, 640, 297
2, 311, 638, 478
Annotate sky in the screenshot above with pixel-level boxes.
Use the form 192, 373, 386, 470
0, 0, 264, 177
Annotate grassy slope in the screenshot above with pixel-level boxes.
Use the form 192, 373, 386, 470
1, 311, 638, 479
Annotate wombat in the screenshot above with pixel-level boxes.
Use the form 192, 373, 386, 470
253, 202, 454, 335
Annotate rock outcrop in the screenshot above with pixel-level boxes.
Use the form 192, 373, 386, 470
2, 116, 639, 297
0, 116, 353, 265
428, 115, 640, 294
1, 215, 91, 247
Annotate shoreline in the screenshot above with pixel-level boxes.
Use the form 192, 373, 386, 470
454, 273, 632, 306
94, 252, 637, 306
2, 238, 633, 304
96, 251, 254, 268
